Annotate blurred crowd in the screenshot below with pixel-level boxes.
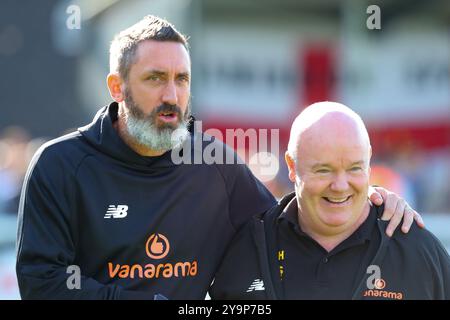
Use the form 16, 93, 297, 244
370, 146, 450, 215
0, 126, 46, 215
1, 125, 449, 215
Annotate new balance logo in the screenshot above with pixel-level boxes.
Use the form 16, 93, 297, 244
104, 205, 128, 219
246, 279, 265, 292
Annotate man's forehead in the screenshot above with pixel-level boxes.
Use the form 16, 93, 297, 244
299, 142, 370, 167
134, 40, 190, 71
300, 115, 368, 148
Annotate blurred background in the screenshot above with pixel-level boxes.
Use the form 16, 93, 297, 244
0, 0, 449, 299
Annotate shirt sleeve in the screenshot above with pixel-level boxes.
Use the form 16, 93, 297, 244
433, 236, 450, 299
215, 147, 276, 231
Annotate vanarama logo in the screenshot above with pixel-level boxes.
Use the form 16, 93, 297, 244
363, 286, 403, 300
146, 233, 170, 259
363, 265, 403, 300
108, 233, 198, 279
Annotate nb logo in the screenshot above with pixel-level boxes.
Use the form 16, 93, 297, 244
246, 279, 265, 292
104, 205, 128, 219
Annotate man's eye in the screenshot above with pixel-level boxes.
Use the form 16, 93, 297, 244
177, 76, 190, 83
316, 169, 330, 174
147, 75, 160, 81
350, 167, 362, 172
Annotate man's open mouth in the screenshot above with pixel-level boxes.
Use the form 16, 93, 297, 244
323, 195, 352, 204
158, 112, 178, 122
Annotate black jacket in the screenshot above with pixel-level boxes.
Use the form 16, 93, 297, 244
210, 193, 450, 300
16, 102, 276, 300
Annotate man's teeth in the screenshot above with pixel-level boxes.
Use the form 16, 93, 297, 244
326, 197, 350, 203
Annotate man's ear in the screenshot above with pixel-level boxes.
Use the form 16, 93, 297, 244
285, 151, 297, 183
107, 73, 125, 102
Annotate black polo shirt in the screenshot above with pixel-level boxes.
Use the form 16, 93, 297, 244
276, 198, 380, 299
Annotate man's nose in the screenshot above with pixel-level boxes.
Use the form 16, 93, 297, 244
161, 81, 178, 106
330, 172, 350, 192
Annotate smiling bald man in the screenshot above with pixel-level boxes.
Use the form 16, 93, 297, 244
285, 102, 373, 252
210, 102, 450, 300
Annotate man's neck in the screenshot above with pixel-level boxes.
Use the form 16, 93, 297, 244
113, 117, 165, 157
299, 202, 371, 252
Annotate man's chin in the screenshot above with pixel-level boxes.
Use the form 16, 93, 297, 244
156, 123, 180, 131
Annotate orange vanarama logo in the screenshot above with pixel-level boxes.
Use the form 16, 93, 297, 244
374, 278, 386, 289
363, 278, 403, 300
107, 233, 198, 279
146, 233, 170, 259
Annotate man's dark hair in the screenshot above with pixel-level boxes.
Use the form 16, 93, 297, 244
109, 15, 189, 81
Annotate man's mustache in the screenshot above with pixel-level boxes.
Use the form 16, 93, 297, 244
154, 104, 182, 116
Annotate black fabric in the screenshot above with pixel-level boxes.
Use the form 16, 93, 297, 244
277, 202, 378, 299
210, 193, 450, 300
16, 102, 276, 300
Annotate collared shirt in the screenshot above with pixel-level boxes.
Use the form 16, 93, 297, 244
276, 198, 380, 299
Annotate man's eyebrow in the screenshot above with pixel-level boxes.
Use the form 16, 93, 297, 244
142, 69, 167, 76
311, 161, 365, 170
311, 163, 331, 170
141, 70, 190, 78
